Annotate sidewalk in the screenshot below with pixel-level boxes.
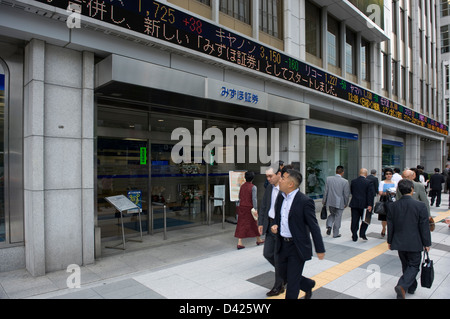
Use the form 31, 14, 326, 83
1, 196, 449, 300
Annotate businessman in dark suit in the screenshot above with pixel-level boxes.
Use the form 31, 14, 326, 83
271, 169, 326, 299
349, 168, 375, 241
387, 179, 431, 299
258, 166, 284, 296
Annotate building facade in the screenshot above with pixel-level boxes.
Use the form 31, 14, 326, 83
0, 0, 447, 275
439, 0, 450, 159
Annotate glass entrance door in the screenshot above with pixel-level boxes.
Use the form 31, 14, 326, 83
97, 137, 149, 239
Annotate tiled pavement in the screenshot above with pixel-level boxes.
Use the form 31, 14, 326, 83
1, 196, 449, 300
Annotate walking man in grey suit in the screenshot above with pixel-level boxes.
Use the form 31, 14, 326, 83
396, 169, 430, 216
322, 166, 350, 238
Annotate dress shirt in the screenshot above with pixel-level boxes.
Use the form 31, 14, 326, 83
280, 188, 299, 238
268, 185, 280, 219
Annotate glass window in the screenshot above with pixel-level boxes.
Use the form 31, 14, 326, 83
259, 0, 283, 39
392, 59, 398, 96
305, 0, 321, 58
441, 25, 450, 53
345, 28, 356, 75
327, 15, 340, 67
361, 39, 370, 81
382, 140, 404, 169
305, 127, 359, 199
220, 0, 251, 24
442, 0, 450, 17
195, 0, 211, 5
408, 17, 412, 48
381, 52, 388, 90
0, 63, 5, 243
409, 71, 414, 105
392, 0, 397, 34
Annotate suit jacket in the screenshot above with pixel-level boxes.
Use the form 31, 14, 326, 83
349, 176, 375, 209
258, 184, 274, 235
396, 181, 430, 216
429, 173, 445, 190
274, 191, 325, 261
366, 175, 379, 197
322, 175, 350, 209
387, 195, 431, 252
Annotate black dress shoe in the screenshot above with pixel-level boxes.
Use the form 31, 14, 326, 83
266, 285, 285, 297
395, 285, 405, 299
304, 280, 316, 299
326, 227, 331, 235
361, 236, 368, 241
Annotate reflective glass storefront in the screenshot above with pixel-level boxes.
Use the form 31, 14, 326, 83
305, 126, 359, 199
382, 139, 404, 169
96, 106, 270, 240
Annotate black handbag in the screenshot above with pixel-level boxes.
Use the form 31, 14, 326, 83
420, 250, 434, 288
373, 201, 385, 215
320, 205, 327, 220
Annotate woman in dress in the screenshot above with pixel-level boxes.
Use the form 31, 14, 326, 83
378, 167, 398, 237
235, 171, 264, 249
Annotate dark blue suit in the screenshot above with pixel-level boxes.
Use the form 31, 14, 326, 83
274, 191, 325, 299
349, 176, 375, 240
387, 195, 431, 292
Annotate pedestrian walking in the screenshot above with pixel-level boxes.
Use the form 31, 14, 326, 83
322, 166, 350, 238
378, 167, 397, 237
271, 169, 325, 299
396, 169, 430, 216
366, 169, 379, 200
258, 166, 284, 296
349, 168, 375, 241
235, 171, 264, 249
391, 167, 402, 183
387, 179, 432, 299
443, 163, 450, 193
429, 168, 445, 207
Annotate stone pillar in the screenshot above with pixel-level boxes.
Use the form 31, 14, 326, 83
24, 39, 46, 276
361, 124, 382, 174
277, 120, 306, 193
24, 40, 95, 275
405, 134, 420, 169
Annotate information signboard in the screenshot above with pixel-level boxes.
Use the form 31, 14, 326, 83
229, 171, 246, 202
105, 195, 138, 212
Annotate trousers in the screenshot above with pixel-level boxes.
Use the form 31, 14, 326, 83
397, 251, 422, 292
350, 207, 368, 240
278, 239, 314, 299
263, 230, 284, 289
326, 206, 344, 237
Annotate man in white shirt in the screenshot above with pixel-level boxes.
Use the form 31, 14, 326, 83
258, 166, 283, 296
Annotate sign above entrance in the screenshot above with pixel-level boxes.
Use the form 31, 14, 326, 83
206, 78, 268, 109
31, 0, 448, 136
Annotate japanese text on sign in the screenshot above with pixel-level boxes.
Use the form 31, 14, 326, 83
35, 0, 448, 135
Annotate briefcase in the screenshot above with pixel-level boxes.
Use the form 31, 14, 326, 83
420, 251, 434, 289
320, 205, 327, 220
363, 208, 372, 225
